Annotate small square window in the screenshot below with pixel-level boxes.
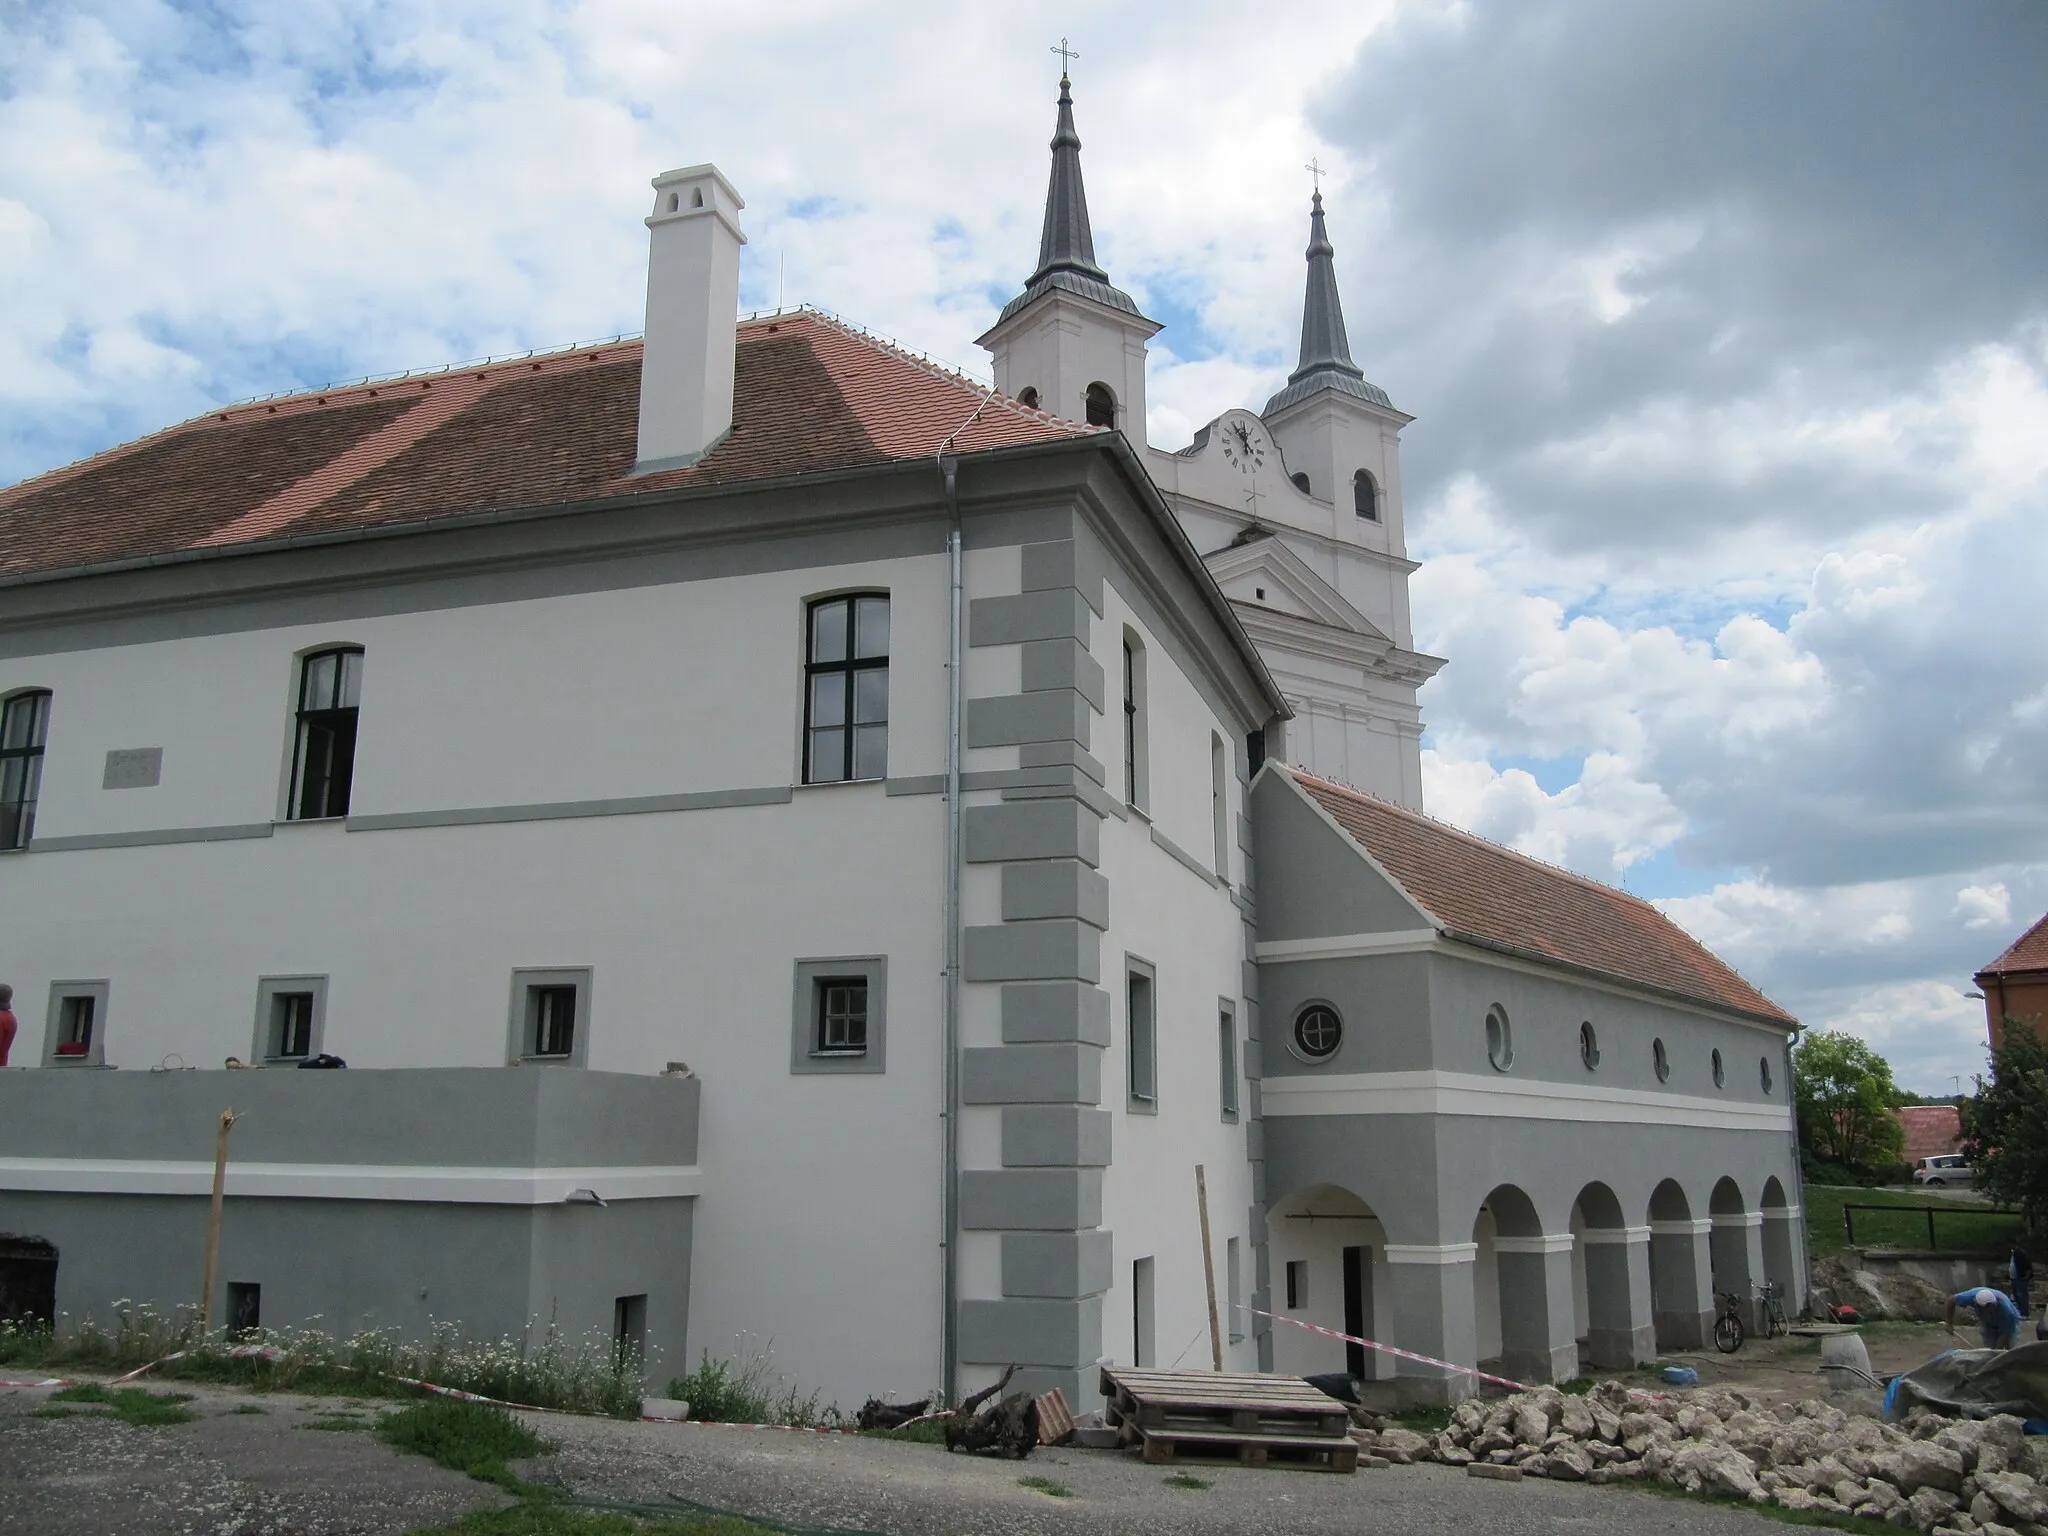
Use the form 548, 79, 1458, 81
1286, 1259, 1308, 1310
252, 976, 328, 1065
790, 957, 886, 1074
507, 969, 592, 1067
43, 981, 109, 1067
815, 979, 868, 1055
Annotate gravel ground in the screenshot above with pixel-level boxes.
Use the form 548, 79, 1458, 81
526, 1414, 1795, 1535
0, 1378, 505, 1535
2, 1372, 1839, 1535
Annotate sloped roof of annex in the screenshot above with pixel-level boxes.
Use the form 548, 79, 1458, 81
1252, 762, 1797, 1030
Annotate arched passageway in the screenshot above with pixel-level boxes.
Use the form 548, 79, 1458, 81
1570, 1182, 1653, 1368
1760, 1176, 1801, 1315
1648, 1179, 1713, 1350
1474, 1184, 1577, 1383
1708, 1177, 1762, 1328
1266, 1185, 1389, 1381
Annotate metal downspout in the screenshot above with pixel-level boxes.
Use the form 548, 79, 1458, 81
939, 454, 964, 1403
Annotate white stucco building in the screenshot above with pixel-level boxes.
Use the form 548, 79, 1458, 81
0, 79, 1804, 1411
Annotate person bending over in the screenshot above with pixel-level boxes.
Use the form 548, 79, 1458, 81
1946, 1286, 2022, 1350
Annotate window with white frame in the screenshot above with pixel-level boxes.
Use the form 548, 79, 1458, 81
1121, 633, 1148, 811
288, 648, 363, 820
1127, 959, 1157, 1108
1227, 1236, 1244, 1342
508, 969, 591, 1066
803, 594, 889, 784
1210, 733, 1230, 877
1, 689, 52, 850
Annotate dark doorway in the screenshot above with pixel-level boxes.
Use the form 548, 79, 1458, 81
226, 1282, 261, 1337
1342, 1245, 1369, 1380
613, 1294, 647, 1375
0, 1235, 56, 1331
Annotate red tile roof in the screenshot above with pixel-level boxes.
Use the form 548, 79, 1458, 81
1284, 767, 1796, 1026
1978, 911, 2048, 978
0, 311, 1093, 581
1895, 1105, 1962, 1162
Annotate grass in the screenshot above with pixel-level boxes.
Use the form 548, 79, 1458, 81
230, 1402, 268, 1415
1803, 1184, 2027, 1258
0, 1305, 644, 1418
375, 1397, 548, 1490
304, 1410, 373, 1432
1016, 1475, 1072, 1498
857, 1418, 947, 1444
665, 1343, 827, 1428
1390, 1405, 1452, 1433
1163, 1472, 1211, 1490
45, 1383, 198, 1427
1639, 1479, 1874, 1531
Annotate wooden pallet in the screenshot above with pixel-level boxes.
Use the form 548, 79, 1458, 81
1136, 1425, 1359, 1472
1099, 1368, 1357, 1474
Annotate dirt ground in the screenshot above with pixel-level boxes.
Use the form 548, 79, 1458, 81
0, 1331, 1975, 1536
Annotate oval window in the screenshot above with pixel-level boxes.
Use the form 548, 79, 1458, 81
1760, 1055, 1774, 1094
1485, 1005, 1514, 1072
1653, 1037, 1671, 1082
1292, 1004, 1342, 1063
1579, 1021, 1600, 1071
1712, 1048, 1726, 1089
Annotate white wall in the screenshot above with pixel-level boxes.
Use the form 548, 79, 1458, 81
1264, 1183, 1391, 1380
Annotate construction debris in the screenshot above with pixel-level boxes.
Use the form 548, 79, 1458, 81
1350, 1378, 2048, 1533
941, 1365, 1039, 1460
853, 1395, 930, 1431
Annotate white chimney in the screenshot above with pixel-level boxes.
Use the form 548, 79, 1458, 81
635, 164, 747, 471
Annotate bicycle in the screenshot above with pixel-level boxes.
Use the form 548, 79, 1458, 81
1756, 1279, 1789, 1340
1713, 1290, 1746, 1353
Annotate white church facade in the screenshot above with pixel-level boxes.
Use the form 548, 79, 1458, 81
0, 79, 1805, 1409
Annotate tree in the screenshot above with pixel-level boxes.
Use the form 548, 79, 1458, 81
1962, 1020, 2048, 1244
1794, 1030, 1906, 1172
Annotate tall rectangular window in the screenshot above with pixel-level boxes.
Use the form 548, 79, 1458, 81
1218, 1005, 1239, 1121
530, 986, 576, 1058
1210, 733, 1229, 877
289, 648, 362, 820
1132, 1256, 1156, 1367
1227, 1237, 1243, 1344
254, 976, 328, 1064
0, 690, 52, 850
1286, 1259, 1307, 1310
43, 981, 109, 1067
508, 969, 591, 1066
1126, 962, 1156, 1107
804, 594, 888, 784
1121, 635, 1147, 809
55, 996, 94, 1058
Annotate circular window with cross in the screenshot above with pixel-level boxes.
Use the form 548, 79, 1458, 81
1291, 1003, 1343, 1064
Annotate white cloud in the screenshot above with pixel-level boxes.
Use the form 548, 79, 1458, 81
1954, 883, 2012, 930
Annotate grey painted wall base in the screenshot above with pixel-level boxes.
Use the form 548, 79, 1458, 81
1654, 1309, 1713, 1351
1585, 1324, 1657, 1371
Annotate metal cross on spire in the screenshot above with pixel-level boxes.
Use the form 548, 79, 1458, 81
1051, 37, 1079, 80
1306, 158, 1326, 194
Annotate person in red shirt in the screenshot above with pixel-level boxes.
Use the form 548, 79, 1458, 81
0, 983, 16, 1067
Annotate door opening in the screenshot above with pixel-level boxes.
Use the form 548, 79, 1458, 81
1342, 1245, 1369, 1380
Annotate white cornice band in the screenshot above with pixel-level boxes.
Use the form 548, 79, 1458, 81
1259, 1069, 1796, 1131
0, 1158, 700, 1205
1711, 1212, 1765, 1229
1648, 1218, 1714, 1237
1384, 1242, 1479, 1266
1492, 1234, 1577, 1255
1579, 1226, 1652, 1246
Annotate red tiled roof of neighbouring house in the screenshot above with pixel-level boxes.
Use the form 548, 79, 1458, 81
1895, 1105, 1962, 1163
1978, 911, 2048, 978
1285, 766, 1797, 1026
0, 310, 1095, 582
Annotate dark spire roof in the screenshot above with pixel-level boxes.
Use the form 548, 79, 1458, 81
1263, 191, 1394, 415
996, 73, 1144, 326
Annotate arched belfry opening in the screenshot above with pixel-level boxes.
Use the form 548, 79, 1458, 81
1085, 382, 1116, 428
1354, 469, 1379, 521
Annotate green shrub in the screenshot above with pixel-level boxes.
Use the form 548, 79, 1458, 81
666, 1341, 827, 1428
375, 1398, 547, 1488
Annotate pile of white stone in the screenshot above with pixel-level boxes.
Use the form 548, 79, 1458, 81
1351, 1381, 2048, 1534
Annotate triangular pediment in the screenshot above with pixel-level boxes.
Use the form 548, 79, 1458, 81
1203, 536, 1392, 641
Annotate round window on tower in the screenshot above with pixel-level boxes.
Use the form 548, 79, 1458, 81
1017, 386, 1040, 410
1291, 1003, 1342, 1064
1653, 1037, 1671, 1082
1291, 471, 1311, 495
1485, 1004, 1514, 1072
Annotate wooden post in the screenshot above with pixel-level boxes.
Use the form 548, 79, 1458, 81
198, 1110, 239, 1332
1196, 1163, 1222, 1372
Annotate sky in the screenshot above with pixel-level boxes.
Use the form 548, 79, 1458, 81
4, 0, 2043, 1093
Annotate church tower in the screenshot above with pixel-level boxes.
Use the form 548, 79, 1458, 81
977, 71, 1160, 441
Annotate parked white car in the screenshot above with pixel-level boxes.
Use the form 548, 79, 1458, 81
1914, 1154, 1975, 1186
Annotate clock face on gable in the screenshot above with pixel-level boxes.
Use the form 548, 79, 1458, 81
1219, 416, 1266, 475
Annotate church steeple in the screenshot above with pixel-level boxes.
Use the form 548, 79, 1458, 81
1034, 72, 1106, 284
1264, 191, 1393, 416
994, 71, 1143, 325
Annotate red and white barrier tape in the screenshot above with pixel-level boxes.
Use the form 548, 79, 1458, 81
1239, 1305, 1537, 1394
